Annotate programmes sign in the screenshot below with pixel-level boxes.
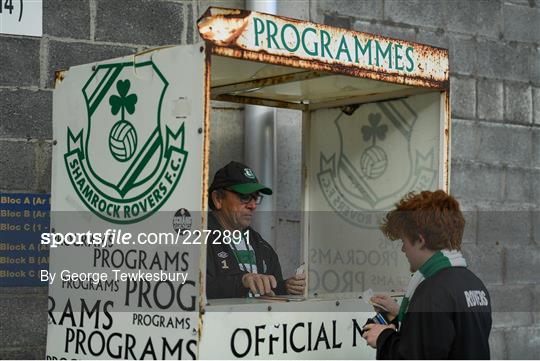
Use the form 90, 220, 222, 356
198, 7, 448, 89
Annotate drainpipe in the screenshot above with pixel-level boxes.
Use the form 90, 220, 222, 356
245, 0, 277, 244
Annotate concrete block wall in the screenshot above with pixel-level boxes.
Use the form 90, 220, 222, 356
1, 0, 538, 358
0, 0, 201, 358
315, 0, 540, 358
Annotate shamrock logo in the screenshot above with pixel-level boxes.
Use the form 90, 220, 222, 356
362, 113, 388, 146
107, 80, 139, 163
359, 113, 389, 179
109, 79, 138, 120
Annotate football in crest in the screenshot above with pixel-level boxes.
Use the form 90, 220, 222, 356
108, 120, 138, 162
360, 145, 388, 179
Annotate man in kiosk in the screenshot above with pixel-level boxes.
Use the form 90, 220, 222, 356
362, 190, 492, 359
206, 161, 306, 299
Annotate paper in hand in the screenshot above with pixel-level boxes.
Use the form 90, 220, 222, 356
362, 288, 389, 312
362, 288, 374, 305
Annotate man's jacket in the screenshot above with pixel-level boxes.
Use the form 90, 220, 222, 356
206, 213, 286, 299
377, 267, 492, 359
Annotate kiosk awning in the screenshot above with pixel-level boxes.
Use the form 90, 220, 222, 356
199, 7, 449, 110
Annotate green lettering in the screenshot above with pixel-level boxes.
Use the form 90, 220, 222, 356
266, 20, 280, 49
159, 182, 167, 195
124, 205, 131, 219
301, 27, 318, 56
76, 177, 85, 190
72, 164, 82, 181
320, 30, 332, 58
139, 199, 148, 213
91, 194, 99, 208
254, 17, 265, 46
281, 23, 300, 52
336, 35, 352, 62
354, 37, 371, 64
113, 205, 120, 218
82, 184, 93, 200
405, 46, 415, 72
375, 41, 392, 68
148, 193, 155, 208
171, 159, 180, 171
152, 189, 162, 203
394, 44, 404, 70
165, 171, 173, 185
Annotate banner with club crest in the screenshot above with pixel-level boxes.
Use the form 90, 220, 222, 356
308, 92, 441, 296
47, 45, 205, 360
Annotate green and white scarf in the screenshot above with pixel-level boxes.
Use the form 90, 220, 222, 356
398, 250, 467, 323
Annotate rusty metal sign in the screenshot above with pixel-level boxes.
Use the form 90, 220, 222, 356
198, 7, 449, 89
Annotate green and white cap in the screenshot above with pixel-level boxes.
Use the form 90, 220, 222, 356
209, 161, 273, 196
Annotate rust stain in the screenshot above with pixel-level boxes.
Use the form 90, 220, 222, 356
211, 70, 327, 97
198, 7, 449, 88
199, 6, 250, 21
443, 91, 451, 192
241, 71, 322, 88
198, 7, 250, 47
202, 46, 211, 218
196, 270, 205, 359
195, 45, 212, 361
199, 43, 211, 331
213, 93, 307, 110
54, 69, 67, 88
211, 45, 448, 90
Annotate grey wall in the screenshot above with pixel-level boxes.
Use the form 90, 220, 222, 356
314, 1, 540, 359
1, 0, 538, 359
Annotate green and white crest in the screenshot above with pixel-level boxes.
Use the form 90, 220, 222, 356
317, 99, 437, 229
244, 168, 256, 179
64, 61, 188, 224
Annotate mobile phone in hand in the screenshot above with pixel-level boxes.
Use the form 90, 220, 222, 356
373, 312, 389, 325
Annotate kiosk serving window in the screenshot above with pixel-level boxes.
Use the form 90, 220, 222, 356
206, 51, 446, 300
47, 7, 450, 359
307, 93, 443, 297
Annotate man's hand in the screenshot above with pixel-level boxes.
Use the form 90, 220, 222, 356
241, 273, 277, 296
371, 295, 400, 320
362, 323, 396, 348
285, 273, 306, 295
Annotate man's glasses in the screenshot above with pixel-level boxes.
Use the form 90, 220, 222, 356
224, 189, 263, 205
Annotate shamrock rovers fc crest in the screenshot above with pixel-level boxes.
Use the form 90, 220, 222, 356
318, 99, 437, 229
64, 61, 188, 223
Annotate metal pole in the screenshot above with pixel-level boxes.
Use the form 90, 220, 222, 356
245, 0, 277, 244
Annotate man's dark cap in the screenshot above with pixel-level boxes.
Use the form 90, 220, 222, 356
209, 161, 272, 200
